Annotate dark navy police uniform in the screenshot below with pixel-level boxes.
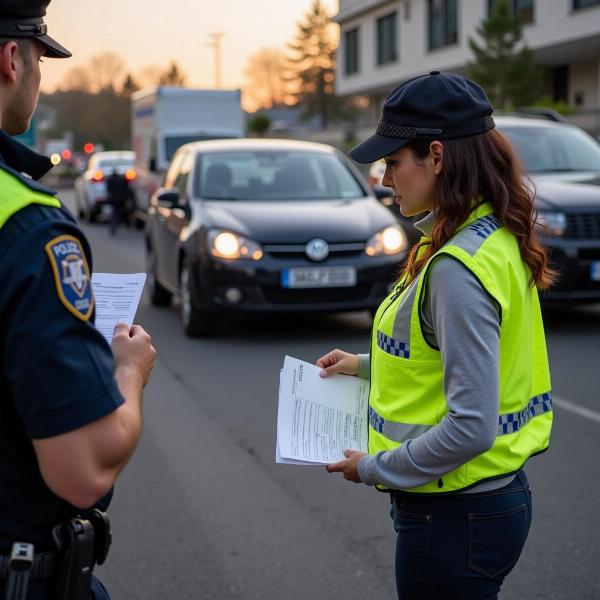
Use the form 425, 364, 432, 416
0, 133, 122, 599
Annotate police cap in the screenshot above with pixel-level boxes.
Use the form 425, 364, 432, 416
0, 0, 71, 59
349, 71, 495, 164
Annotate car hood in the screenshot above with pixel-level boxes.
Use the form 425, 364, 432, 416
201, 197, 395, 243
532, 173, 600, 210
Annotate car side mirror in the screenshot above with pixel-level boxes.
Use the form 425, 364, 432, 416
373, 184, 395, 206
156, 188, 180, 208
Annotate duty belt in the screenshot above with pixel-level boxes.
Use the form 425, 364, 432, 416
0, 551, 57, 581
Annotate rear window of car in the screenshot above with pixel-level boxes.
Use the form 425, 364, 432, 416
97, 158, 135, 169
500, 125, 600, 173
195, 151, 366, 201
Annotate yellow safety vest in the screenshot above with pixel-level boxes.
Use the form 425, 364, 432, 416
0, 166, 60, 227
369, 201, 553, 493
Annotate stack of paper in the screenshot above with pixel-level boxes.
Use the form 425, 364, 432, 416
276, 355, 369, 465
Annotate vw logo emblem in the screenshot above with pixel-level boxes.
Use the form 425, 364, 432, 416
306, 238, 329, 262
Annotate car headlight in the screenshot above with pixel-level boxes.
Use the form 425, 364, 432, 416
535, 211, 567, 237
208, 229, 264, 261
365, 226, 408, 257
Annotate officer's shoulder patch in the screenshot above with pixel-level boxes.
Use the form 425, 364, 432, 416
44, 234, 94, 321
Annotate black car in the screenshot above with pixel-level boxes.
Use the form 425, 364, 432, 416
497, 116, 600, 301
145, 139, 411, 336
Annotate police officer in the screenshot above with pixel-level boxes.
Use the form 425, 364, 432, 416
318, 72, 554, 598
0, 2, 156, 599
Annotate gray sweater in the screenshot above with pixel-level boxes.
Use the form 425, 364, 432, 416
357, 212, 515, 493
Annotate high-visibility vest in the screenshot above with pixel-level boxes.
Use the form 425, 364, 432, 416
0, 167, 60, 228
369, 201, 553, 494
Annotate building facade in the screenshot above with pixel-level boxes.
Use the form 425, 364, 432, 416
333, 0, 600, 132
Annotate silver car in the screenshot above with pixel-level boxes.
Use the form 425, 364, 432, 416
74, 151, 136, 222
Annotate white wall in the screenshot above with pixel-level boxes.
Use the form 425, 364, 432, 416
336, 0, 600, 97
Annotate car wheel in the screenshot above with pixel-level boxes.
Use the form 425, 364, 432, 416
75, 192, 84, 219
86, 204, 98, 223
180, 259, 216, 337
146, 245, 172, 307
134, 216, 145, 230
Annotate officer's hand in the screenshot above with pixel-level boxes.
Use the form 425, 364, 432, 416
112, 322, 156, 388
316, 349, 360, 378
326, 450, 366, 483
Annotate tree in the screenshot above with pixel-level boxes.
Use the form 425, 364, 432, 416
60, 66, 93, 93
88, 52, 126, 92
468, 0, 541, 110
121, 73, 140, 98
247, 113, 272, 137
159, 61, 187, 86
286, 0, 341, 127
244, 48, 293, 110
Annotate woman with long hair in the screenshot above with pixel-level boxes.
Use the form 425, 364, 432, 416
318, 72, 554, 599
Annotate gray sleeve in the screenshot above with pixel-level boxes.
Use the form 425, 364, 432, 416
357, 353, 370, 380
358, 256, 500, 489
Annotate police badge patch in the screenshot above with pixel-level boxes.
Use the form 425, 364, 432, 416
44, 235, 94, 321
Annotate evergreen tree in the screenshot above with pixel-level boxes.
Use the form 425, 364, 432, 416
121, 73, 140, 98
286, 0, 340, 127
159, 62, 187, 87
468, 0, 541, 109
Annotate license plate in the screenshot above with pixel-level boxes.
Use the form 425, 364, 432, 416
591, 262, 600, 282
281, 267, 357, 289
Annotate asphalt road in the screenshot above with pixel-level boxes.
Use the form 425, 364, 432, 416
60, 191, 600, 599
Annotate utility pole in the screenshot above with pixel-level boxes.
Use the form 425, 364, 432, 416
207, 32, 225, 89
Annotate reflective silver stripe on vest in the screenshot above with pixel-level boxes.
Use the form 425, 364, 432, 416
376, 331, 410, 358
450, 215, 502, 257
368, 406, 432, 442
497, 392, 552, 436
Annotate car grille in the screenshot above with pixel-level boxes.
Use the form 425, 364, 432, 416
263, 242, 366, 260
565, 213, 600, 239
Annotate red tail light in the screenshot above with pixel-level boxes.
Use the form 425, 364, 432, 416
91, 170, 104, 183
125, 169, 137, 182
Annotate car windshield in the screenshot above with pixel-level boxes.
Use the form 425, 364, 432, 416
196, 151, 366, 200
500, 125, 600, 173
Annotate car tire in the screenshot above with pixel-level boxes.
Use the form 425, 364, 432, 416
180, 259, 216, 337
75, 192, 84, 219
86, 205, 98, 223
146, 245, 172, 307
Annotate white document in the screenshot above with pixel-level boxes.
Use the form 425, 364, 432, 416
92, 273, 147, 343
276, 355, 369, 465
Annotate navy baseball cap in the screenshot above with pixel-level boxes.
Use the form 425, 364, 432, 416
350, 71, 495, 164
0, 0, 71, 59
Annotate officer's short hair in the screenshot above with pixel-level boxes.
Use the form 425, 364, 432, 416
0, 37, 33, 68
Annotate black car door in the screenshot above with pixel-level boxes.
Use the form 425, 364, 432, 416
162, 151, 194, 288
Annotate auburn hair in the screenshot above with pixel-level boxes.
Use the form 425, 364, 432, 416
401, 128, 557, 289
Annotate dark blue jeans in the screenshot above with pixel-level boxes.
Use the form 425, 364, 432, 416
390, 470, 532, 600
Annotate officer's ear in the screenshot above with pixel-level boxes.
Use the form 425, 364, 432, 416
0, 41, 19, 84
429, 141, 444, 176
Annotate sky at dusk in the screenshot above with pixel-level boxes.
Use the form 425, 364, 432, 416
41, 0, 339, 97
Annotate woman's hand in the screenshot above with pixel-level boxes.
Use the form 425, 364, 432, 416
316, 349, 360, 378
326, 450, 366, 483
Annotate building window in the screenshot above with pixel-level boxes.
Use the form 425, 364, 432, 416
376, 12, 398, 66
428, 0, 458, 51
344, 27, 360, 76
488, 0, 534, 24
573, 0, 600, 9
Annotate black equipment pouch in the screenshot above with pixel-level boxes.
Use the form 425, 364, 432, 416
85, 510, 111, 567
52, 519, 94, 600
4, 543, 33, 600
